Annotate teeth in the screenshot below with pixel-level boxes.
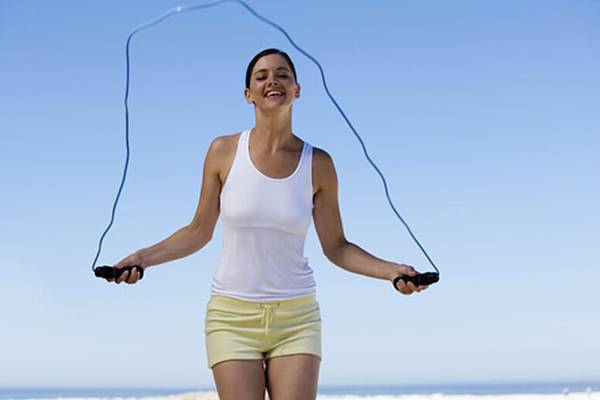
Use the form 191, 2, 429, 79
266, 91, 282, 96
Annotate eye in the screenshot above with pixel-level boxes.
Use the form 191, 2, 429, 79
256, 77, 265, 80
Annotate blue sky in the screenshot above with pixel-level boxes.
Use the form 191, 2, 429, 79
1, 0, 599, 390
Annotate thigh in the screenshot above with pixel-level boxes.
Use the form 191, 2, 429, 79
265, 353, 321, 400
205, 296, 266, 369
212, 359, 267, 400
264, 298, 322, 361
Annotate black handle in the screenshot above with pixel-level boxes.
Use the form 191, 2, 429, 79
94, 265, 144, 281
393, 272, 439, 291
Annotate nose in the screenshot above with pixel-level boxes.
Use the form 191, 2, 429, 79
265, 83, 281, 94
267, 74, 282, 84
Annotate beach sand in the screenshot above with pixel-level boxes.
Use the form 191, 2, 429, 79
153, 390, 600, 400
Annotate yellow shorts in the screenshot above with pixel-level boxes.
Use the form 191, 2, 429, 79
204, 293, 322, 369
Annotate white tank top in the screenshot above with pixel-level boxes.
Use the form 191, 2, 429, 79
210, 127, 317, 302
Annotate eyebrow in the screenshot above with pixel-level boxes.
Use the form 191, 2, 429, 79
253, 67, 291, 76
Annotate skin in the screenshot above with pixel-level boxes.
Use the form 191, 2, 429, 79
108, 53, 428, 399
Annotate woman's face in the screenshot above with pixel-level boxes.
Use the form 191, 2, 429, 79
245, 54, 300, 110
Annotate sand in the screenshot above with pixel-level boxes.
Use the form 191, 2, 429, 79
151, 390, 600, 400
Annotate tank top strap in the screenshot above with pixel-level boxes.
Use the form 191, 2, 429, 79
213, 127, 316, 302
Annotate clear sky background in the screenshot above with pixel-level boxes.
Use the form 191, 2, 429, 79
1, 0, 599, 390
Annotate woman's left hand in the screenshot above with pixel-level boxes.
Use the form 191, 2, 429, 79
390, 263, 429, 295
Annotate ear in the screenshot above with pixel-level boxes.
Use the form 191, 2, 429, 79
295, 82, 301, 98
244, 88, 255, 105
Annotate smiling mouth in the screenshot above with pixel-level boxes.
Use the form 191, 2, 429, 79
265, 91, 285, 98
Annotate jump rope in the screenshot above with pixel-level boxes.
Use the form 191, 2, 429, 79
92, 0, 440, 291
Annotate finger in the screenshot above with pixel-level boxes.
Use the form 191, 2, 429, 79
117, 270, 129, 284
127, 268, 139, 284
127, 268, 138, 283
111, 266, 126, 283
119, 270, 129, 283
407, 281, 418, 293
397, 277, 407, 290
401, 264, 417, 276
125, 268, 134, 284
396, 279, 412, 295
395, 279, 406, 292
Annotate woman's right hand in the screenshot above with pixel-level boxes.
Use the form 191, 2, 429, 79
108, 251, 146, 285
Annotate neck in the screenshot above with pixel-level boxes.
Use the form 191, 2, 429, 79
252, 107, 297, 154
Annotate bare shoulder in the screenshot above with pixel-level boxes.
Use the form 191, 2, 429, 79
210, 131, 240, 153
189, 131, 240, 236
208, 131, 242, 186
312, 146, 337, 195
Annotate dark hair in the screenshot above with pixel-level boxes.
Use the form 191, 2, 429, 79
245, 48, 297, 89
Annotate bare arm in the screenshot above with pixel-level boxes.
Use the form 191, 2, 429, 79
135, 225, 210, 268
312, 148, 397, 280
134, 136, 225, 269
312, 148, 426, 294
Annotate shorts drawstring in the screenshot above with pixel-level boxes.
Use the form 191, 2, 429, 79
259, 303, 278, 336
205, 295, 321, 369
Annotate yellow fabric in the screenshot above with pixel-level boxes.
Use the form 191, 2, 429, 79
204, 294, 322, 369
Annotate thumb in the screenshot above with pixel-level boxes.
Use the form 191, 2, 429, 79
114, 257, 130, 269
402, 265, 417, 276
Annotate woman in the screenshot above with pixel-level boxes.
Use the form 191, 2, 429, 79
107, 48, 429, 400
